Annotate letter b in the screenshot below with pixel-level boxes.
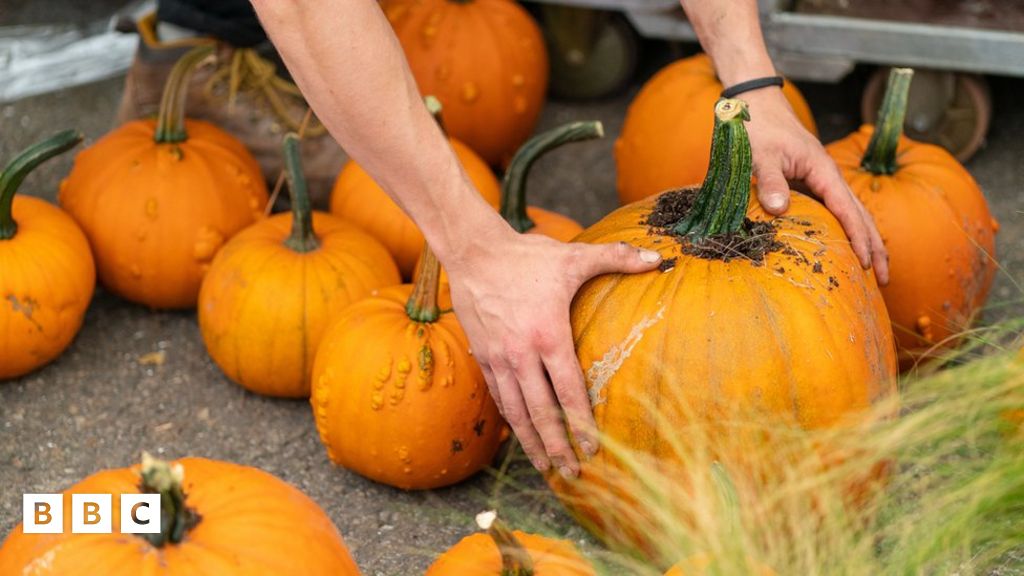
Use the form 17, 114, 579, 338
72, 494, 111, 534
23, 494, 63, 534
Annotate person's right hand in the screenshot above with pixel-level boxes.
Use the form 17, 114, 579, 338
443, 224, 662, 478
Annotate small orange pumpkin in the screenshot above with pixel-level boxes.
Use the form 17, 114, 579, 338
426, 510, 595, 575
198, 134, 400, 398
615, 53, 816, 205
311, 241, 503, 490
381, 0, 549, 167
0, 131, 94, 380
0, 453, 362, 575
60, 46, 268, 309
330, 98, 501, 278
826, 68, 997, 370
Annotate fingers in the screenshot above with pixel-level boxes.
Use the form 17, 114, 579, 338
572, 241, 661, 282
753, 160, 791, 215
514, 354, 580, 478
806, 163, 873, 270
491, 361, 550, 473
856, 199, 890, 285
539, 319, 598, 459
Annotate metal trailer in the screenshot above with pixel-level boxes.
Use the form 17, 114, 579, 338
530, 0, 1024, 160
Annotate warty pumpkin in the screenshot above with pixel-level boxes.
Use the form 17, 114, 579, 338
311, 242, 503, 490
329, 97, 501, 278
426, 510, 595, 575
381, 0, 549, 167
549, 99, 897, 560
615, 53, 816, 205
59, 46, 268, 309
0, 131, 94, 380
826, 68, 997, 370
0, 452, 362, 575
198, 134, 400, 398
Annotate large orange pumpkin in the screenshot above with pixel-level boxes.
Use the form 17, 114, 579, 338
426, 511, 595, 575
311, 243, 503, 489
549, 99, 897, 559
0, 131, 94, 380
0, 453, 361, 575
615, 53, 816, 205
198, 134, 400, 398
60, 46, 268, 309
330, 99, 501, 278
826, 68, 997, 370
381, 0, 549, 167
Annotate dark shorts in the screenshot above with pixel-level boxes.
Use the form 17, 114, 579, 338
157, 0, 266, 47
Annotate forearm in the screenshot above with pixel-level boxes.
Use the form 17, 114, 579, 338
249, 0, 508, 262
679, 0, 776, 86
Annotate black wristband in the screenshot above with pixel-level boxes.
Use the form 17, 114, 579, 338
721, 76, 785, 99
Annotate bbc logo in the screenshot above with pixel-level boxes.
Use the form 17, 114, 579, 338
23, 494, 161, 534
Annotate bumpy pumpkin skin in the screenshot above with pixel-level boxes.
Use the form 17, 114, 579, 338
426, 531, 595, 575
60, 118, 268, 309
199, 212, 400, 397
828, 128, 997, 369
381, 0, 549, 167
0, 197, 95, 379
615, 54, 817, 205
0, 457, 361, 575
548, 191, 897, 557
330, 138, 500, 277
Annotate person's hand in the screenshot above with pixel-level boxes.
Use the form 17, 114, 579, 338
741, 88, 889, 285
444, 225, 662, 478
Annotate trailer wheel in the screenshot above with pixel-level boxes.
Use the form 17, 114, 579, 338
542, 6, 639, 101
861, 67, 991, 163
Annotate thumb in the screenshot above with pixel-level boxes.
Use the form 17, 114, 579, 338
754, 163, 791, 216
573, 241, 662, 281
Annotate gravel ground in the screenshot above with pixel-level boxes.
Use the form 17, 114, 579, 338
2, 4, 1024, 575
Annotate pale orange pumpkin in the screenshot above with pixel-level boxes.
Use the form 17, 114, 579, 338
549, 99, 896, 559
0, 453, 362, 575
199, 134, 400, 398
615, 53, 816, 205
0, 131, 94, 380
60, 46, 268, 309
381, 0, 549, 167
826, 68, 997, 370
311, 243, 503, 490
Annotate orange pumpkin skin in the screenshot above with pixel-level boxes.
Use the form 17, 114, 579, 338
548, 192, 897, 557
199, 212, 400, 397
381, 0, 549, 167
311, 284, 503, 490
427, 530, 594, 576
524, 207, 584, 242
827, 128, 997, 369
330, 138, 500, 277
0, 457, 361, 575
615, 54, 817, 205
60, 118, 268, 309
0, 197, 95, 379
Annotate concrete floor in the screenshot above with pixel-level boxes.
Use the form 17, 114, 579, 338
2, 5, 1024, 576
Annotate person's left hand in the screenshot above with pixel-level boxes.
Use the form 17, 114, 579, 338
741, 88, 889, 285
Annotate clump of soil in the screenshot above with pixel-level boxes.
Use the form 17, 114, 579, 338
646, 189, 784, 265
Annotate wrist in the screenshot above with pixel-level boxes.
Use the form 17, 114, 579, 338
424, 194, 515, 274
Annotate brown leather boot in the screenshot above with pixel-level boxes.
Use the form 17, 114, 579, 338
116, 13, 345, 207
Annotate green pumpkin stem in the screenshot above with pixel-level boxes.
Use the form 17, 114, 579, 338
861, 68, 914, 175
672, 98, 752, 239
476, 511, 534, 576
407, 244, 441, 322
282, 133, 319, 253
0, 130, 83, 241
501, 121, 604, 233
154, 45, 215, 144
138, 452, 199, 547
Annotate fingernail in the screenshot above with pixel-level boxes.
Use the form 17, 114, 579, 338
559, 466, 577, 480
531, 456, 550, 472
579, 440, 597, 457
639, 249, 661, 263
766, 195, 786, 211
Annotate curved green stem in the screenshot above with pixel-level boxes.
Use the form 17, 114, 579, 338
476, 511, 534, 576
138, 452, 199, 547
282, 133, 319, 253
407, 244, 441, 322
154, 45, 215, 144
673, 98, 752, 239
501, 121, 603, 233
861, 68, 914, 175
0, 130, 83, 240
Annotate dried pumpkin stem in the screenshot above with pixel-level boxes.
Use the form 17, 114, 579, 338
501, 121, 604, 233
138, 452, 199, 547
0, 130, 82, 240
861, 68, 914, 175
407, 244, 441, 322
154, 45, 215, 144
282, 133, 319, 253
672, 98, 752, 239
476, 510, 534, 576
